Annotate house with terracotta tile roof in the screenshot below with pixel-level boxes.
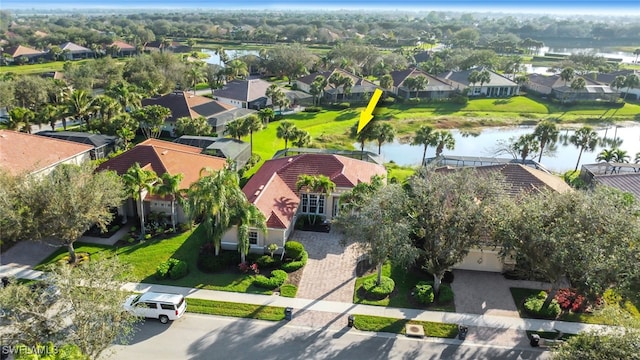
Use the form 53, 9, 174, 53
435, 163, 572, 272
2, 45, 45, 64
0, 130, 93, 177
213, 79, 273, 109
388, 68, 456, 100
220, 154, 386, 251
59, 42, 92, 60
96, 139, 227, 224
141, 91, 253, 136
296, 68, 379, 103
105, 40, 136, 57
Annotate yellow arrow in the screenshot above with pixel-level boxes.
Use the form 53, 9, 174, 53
357, 88, 383, 133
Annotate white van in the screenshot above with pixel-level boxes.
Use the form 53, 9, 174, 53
123, 292, 187, 324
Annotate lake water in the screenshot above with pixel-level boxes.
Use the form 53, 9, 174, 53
536, 47, 638, 64
359, 124, 640, 172
201, 49, 260, 66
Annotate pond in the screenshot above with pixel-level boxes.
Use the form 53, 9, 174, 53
535, 46, 638, 64
358, 124, 640, 172
201, 49, 260, 66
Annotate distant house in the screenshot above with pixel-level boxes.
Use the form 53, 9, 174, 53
584, 70, 639, 101
174, 135, 251, 169
96, 139, 227, 223
35, 131, 121, 160
389, 68, 456, 100
2, 45, 45, 64
144, 41, 190, 53
439, 68, 519, 97
220, 154, 386, 252
296, 68, 379, 102
436, 163, 572, 272
0, 130, 93, 177
213, 79, 273, 109
141, 91, 252, 136
105, 40, 136, 57
525, 74, 618, 102
60, 42, 92, 60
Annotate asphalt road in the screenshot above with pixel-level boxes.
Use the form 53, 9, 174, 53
104, 314, 550, 360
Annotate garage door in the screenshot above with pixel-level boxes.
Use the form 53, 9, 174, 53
453, 249, 504, 272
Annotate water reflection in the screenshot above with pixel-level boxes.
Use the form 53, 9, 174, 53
360, 124, 640, 172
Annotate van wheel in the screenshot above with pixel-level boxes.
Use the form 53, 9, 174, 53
159, 315, 169, 324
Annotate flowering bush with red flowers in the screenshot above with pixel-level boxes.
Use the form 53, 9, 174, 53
238, 262, 260, 274
554, 288, 587, 312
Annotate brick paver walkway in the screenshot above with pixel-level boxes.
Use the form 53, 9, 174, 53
293, 230, 361, 303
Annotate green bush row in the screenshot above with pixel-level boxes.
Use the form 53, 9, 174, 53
156, 258, 189, 280
254, 270, 288, 289
281, 250, 308, 273
414, 281, 455, 304
524, 291, 561, 318
362, 276, 395, 297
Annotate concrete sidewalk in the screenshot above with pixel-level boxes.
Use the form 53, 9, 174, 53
121, 282, 604, 335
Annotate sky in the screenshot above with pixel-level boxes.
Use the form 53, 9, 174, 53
1, 0, 639, 16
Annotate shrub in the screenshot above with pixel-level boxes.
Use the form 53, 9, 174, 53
169, 260, 189, 279
254, 269, 288, 289
110, 225, 120, 233
303, 106, 322, 113
555, 288, 588, 312
279, 284, 298, 298
156, 258, 189, 280
380, 97, 395, 105
437, 284, 454, 304
130, 226, 137, 232
451, 94, 469, 105
362, 276, 395, 298
415, 282, 435, 304
238, 262, 259, 274
332, 102, 350, 109
257, 255, 281, 268
144, 234, 152, 240
284, 241, 305, 260
524, 291, 561, 318
281, 250, 308, 272
407, 97, 421, 104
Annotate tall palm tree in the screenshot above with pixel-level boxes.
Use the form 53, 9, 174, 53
623, 74, 640, 102
7, 107, 34, 133
560, 67, 575, 86
234, 202, 267, 263
433, 130, 456, 157
612, 148, 630, 163
292, 129, 311, 147
265, 84, 282, 107
38, 104, 63, 131
569, 126, 600, 171
122, 163, 160, 240
155, 172, 184, 232
224, 119, 247, 140
379, 74, 393, 91
634, 48, 640, 65
105, 82, 143, 111
467, 70, 480, 95
244, 114, 262, 154
66, 89, 94, 127
611, 75, 626, 95
412, 75, 428, 98
187, 64, 205, 95
533, 120, 559, 162
276, 121, 298, 149
402, 76, 417, 99
411, 125, 437, 164
371, 122, 395, 155
226, 59, 248, 80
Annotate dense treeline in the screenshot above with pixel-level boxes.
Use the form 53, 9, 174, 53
1, 9, 639, 51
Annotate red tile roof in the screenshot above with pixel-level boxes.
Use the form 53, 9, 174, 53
0, 130, 93, 175
243, 154, 386, 229
96, 139, 227, 191
109, 40, 135, 50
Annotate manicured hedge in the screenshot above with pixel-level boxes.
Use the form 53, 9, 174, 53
415, 282, 434, 304
362, 276, 395, 298
524, 291, 561, 319
256, 255, 281, 269
254, 269, 288, 289
156, 258, 189, 280
284, 241, 305, 260
281, 250, 308, 272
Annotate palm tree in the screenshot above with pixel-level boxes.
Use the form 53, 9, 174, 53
402, 76, 417, 99
66, 89, 94, 127
467, 70, 480, 95
635, 152, 640, 164
38, 104, 63, 131
122, 163, 160, 240
226, 59, 248, 80
569, 126, 600, 171
105, 82, 143, 111
633, 48, 640, 64
623, 74, 640, 102
611, 75, 626, 95
7, 107, 34, 133
510, 134, 540, 163
412, 75, 428, 98
224, 119, 247, 140
187, 64, 205, 94
379, 74, 393, 91
612, 149, 630, 163
596, 149, 616, 162
341, 76, 353, 100
309, 75, 327, 106
257, 108, 275, 125
296, 174, 336, 195
292, 128, 311, 147
560, 67, 575, 86
155, 172, 184, 232
371, 122, 395, 155
533, 120, 559, 163
244, 114, 262, 155
433, 130, 456, 157
478, 69, 491, 91
411, 125, 437, 164
185, 168, 246, 255
276, 121, 298, 149
234, 202, 267, 263
214, 46, 227, 65
266, 84, 282, 107
92, 95, 122, 123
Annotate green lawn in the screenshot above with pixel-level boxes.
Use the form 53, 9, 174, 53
353, 315, 458, 338
353, 262, 455, 312
0, 59, 115, 75
186, 298, 285, 321
36, 225, 270, 294
510, 287, 640, 325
